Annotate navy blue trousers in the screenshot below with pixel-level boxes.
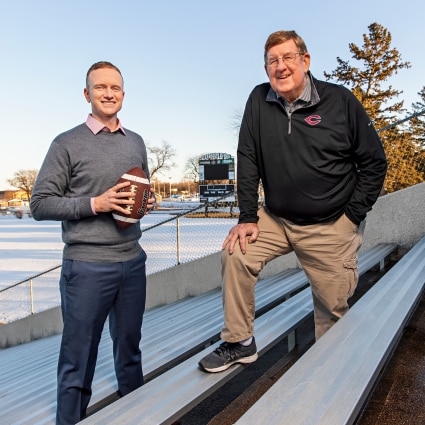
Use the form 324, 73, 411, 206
56, 250, 147, 425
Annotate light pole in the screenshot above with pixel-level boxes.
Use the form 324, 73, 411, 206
169, 177, 172, 197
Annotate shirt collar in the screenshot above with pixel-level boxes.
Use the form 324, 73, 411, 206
266, 71, 320, 108
85, 114, 126, 135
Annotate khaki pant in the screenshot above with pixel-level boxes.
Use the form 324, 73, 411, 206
221, 207, 365, 341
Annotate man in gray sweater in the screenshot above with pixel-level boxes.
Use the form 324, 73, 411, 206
30, 61, 153, 425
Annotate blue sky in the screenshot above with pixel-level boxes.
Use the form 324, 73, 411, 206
1, 0, 423, 190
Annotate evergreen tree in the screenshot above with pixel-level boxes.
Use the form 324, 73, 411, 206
324, 22, 410, 127
408, 87, 425, 183
410, 87, 425, 150
324, 22, 422, 193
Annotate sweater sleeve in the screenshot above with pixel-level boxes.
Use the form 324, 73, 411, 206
30, 139, 94, 221
343, 88, 388, 224
237, 93, 261, 224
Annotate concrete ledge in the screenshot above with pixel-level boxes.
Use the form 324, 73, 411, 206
360, 182, 425, 252
145, 250, 299, 310
0, 306, 63, 348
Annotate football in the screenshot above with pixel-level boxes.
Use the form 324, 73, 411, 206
112, 167, 151, 229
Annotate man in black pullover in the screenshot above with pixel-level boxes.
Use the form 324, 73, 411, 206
199, 30, 387, 373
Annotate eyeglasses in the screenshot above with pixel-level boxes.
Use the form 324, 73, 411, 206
266, 52, 304, 68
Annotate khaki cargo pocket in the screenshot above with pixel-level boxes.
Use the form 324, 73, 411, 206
341, 256, 358, 299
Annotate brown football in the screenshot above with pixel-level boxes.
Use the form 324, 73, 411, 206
112, 167, 150, 229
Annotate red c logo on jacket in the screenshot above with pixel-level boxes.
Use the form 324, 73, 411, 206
304, 115, 321, 125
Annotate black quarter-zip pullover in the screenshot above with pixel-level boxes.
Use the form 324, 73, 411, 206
237, 74, 387, 225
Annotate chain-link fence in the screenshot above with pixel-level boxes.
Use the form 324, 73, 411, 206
0, 201, 239, 322
1, 110, 424, 323
0, 266, 62, 323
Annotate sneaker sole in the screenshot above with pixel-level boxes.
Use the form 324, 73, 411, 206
199, 352, 258, 373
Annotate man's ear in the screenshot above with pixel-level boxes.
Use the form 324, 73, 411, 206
303, 53, 311, 73
84, 88, 91, 103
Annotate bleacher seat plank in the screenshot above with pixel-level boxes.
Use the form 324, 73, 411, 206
0, 244, 396, 425
0, 269, 303, 424
79, 288, 314, 425
235, 237, 425, 425
79, 243, 397, 425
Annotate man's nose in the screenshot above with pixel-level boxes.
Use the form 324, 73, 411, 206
103, 88, 113, 97
276, 58, 287, 70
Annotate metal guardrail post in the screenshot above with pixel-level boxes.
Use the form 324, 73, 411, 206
30, 279, 34, 315
176, 216, 181, 265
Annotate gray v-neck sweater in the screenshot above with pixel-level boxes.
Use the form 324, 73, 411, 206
31, 123, 149, 262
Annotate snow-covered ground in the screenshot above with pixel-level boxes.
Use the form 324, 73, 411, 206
0, 210, 237, 322
0, 212, 176, 289
0, 215, 64, 289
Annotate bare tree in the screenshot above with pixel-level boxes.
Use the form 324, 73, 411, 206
147, 140, 176, 180
7, 169, 38, 200
183, 154, 203, 182
229, 108, 244, 136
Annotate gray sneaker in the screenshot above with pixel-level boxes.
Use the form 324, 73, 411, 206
198, 337, 258, 373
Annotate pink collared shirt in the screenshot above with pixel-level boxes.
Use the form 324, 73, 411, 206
86, 114, 126, 135
86, 114, 126, 214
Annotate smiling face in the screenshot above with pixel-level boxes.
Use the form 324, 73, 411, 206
264, 39, 310, 103
84, 67, 125, 128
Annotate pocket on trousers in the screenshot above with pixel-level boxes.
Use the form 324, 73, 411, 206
341, 213, 359, 233
341, 256, 359, 299
60, 259, 75, 287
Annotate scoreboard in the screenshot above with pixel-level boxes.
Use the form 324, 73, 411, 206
199, 184, 235, 200
198, 153, 235, 182
198, 153, 235, 202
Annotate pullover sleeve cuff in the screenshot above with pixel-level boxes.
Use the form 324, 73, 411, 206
90, 197, 98, 215
78, 197, 96, 218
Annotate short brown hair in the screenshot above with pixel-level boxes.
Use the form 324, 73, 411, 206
86, 61, 123, 88
264, 30, 308, 63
